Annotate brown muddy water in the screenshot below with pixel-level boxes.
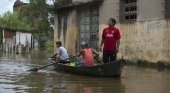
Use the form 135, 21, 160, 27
0, 51, 170, 93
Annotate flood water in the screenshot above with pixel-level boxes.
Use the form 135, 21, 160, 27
0, 51, 170, 93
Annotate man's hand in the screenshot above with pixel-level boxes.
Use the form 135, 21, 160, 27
115, 47, 119, 53
99, 47, 102, 52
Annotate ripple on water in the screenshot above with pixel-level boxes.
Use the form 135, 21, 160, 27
0, 59, 33, 92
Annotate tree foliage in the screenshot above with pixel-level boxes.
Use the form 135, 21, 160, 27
19, 0, 51, 32
21, 0, 53, 45
0, 0, 54, 49
0, 0, 55, 49
0, 11, 32, 30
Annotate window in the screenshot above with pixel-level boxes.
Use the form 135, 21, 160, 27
125, 7, 129, 12
130, 14, 137, 19
125, 15, 129, 20
124, 0, 136, 4
79, 6, 99, 50
165, 0, 170, 18
125, 6, 137, 12
120, 0, 137, 22
125, 14, 137, 20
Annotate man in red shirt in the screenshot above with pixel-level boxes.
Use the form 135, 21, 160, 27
77, 42, 99, 66
100, 18, 121, 63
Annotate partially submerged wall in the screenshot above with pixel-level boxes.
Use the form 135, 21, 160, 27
119, 19, 170, 63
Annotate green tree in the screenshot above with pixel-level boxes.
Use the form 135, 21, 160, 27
0, 0, 54, 49
19, 0, 53, 49
0, 11, 32, 30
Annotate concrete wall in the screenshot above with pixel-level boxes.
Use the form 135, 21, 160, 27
99, 0, 119, 24
5, 38, 15, 45
119, 19, 170, 63
16, 32, 32, 46
65, 10, 79, 55
53, 14, 58, 51
137, 0, 165, 21
72, 0, 102, 3
53, 10, 79, 55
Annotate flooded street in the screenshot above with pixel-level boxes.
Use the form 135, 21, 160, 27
0, 52, 170, 93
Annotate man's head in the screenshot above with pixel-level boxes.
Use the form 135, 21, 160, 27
56, 41, 62, 48
80, 42, 88, 48
108, 18, 116, 27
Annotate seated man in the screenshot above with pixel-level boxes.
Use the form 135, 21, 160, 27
51, 41, 69, 61
77, 42, 99, 67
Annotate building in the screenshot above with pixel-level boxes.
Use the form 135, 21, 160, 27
0, 26, 34, 53
52, 0, 170, 63
13, 0, 27, 13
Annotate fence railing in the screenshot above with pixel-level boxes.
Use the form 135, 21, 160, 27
0, 44, 31, 54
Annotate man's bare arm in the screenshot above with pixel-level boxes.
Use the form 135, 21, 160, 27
100, 39, 104, 52
116, 39, 120, 52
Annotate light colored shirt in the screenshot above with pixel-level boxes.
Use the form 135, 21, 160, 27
56, 46, 69, 60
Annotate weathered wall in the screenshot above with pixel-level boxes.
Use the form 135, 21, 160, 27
16, 32, 32, 46
53, 14, 58, 52
73, 0, 99, 3
99, 0, 119, 24
137, 0, 164, 21
4, 30, 15, 38
118, 19, 170, 63
53, 10, 79, 55
65, 10, 79, 55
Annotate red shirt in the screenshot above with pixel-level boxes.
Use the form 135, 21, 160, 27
83, 48, 94, 66
102, 27, 121, 51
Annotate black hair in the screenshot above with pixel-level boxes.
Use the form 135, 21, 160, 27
109, 18, 116, 24
80, 42, 88, 47
56, 41, 62, 46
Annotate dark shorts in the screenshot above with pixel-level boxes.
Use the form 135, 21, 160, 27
103, 50, 117, 63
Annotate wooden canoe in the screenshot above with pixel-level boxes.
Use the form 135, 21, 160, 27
49, 59, 123, 77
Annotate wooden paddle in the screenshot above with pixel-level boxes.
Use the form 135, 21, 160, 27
27, 56, 76, 72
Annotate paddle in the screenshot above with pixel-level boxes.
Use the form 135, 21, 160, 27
27, 56, 76, 72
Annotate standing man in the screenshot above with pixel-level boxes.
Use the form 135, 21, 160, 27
100, 18, 121, 63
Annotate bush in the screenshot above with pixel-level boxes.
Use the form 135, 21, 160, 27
44, 41, 54, 53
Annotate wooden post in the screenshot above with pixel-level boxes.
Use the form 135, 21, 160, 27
11, 44, 14, 53
18, 43, 22, 54
2, 29, 5, 53
2, 29, 5, 44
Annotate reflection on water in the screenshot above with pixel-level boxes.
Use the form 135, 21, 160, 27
53, 75, 124, 93
0, 51, 170, 93
121, 66, 170, 93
